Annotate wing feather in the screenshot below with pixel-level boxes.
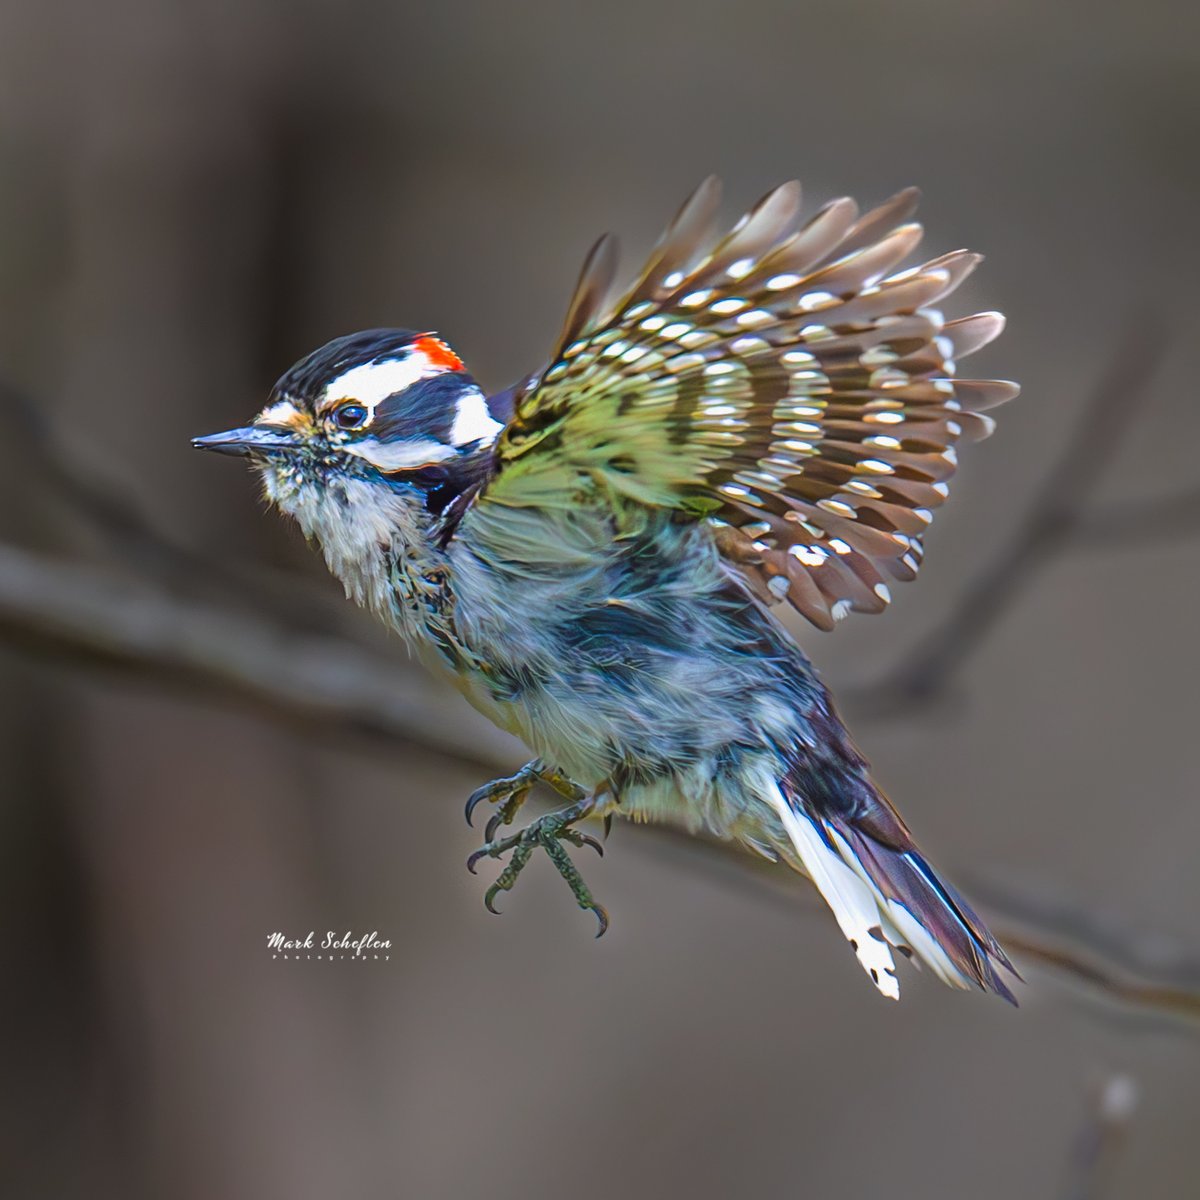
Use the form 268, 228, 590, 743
618, 175, 724, 310
942, 311, 1006, 358
756, 197, 860, 279
481, 179, 1018, 631
682, 179, 803, 288
549, 233, 619, 360
829, 187, 922, 260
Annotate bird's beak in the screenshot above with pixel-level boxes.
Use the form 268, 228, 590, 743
191, 426, 302, 457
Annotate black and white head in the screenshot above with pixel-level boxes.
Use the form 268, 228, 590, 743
193, 329, 505, 594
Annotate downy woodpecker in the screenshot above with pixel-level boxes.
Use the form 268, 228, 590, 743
195, 178, 1021, 1001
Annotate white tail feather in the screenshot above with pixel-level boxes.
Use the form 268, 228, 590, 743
761, 776, 977, 999
762, 778, 901, 998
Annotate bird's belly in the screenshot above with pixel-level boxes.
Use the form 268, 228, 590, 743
458, 621, 807, 800
448, 504, 822, 805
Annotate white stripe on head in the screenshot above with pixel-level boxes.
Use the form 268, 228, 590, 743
449, 388, 504, 447
323, 355, 431, 414
344, 436, 457, 472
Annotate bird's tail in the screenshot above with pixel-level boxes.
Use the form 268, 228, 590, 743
759, 772, 1019, 1003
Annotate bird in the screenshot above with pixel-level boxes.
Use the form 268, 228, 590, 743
194, 177, 1021, 1002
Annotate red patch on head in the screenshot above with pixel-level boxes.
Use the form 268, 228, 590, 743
413, 334, 464, 373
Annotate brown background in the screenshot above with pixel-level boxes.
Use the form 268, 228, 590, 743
1, 2, 1198, 1198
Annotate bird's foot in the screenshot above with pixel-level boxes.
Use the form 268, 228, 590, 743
463, 759, 585, 842
466, 793, 609, 937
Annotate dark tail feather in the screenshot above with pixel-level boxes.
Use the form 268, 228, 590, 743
835, 819, 1020, 1004
765, 771, 1020, 1002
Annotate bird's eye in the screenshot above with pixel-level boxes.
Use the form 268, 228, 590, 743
333, 403, 368, 430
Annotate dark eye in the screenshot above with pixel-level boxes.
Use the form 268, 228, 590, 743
333, 403, 368, 430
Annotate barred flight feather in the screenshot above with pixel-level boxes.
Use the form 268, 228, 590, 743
486, 177, 1019, 631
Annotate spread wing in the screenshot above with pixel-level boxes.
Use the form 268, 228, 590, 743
477, 177, 1018, 631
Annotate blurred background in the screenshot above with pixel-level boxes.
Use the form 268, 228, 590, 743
1, 1, 1198, 1197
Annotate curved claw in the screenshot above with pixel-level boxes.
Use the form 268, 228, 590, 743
484, 885, 505, 915
603, 814, 613, 840
464, 785, 492, 828
574, 831, 604, 857
589, 904, 610, 938
484, 810, 505, 843
466, 847, 490, 875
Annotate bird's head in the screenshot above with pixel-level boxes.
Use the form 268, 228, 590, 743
193, 328, 504, 594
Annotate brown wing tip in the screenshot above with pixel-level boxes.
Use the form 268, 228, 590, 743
553, 232, 619, 355
584, 231, 619, 276
955, 378, 1022, 411
823, 196, 860, 221
671, 175, 723, 232
944, 311, 1007, 358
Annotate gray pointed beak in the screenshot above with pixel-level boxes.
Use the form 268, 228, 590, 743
191, 426, 301, 457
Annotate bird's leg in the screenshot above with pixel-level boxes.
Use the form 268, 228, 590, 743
466, 790, 609, 937
463, 758, 584, 842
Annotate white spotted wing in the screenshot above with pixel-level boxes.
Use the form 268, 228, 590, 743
479, 177, 1019, 631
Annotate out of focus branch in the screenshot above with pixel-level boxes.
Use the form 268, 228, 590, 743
856, 312, 1182, 712
1071, 486, 1200, 549
1, 539, 1198, 1030
655, 819, 1200, 1031
0, 381, 219, 582
0, 381, 350, 627
0, 540, 518, 766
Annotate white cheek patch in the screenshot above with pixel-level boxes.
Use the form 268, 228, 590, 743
345, 436, 457, 471
449, 388, 504, 447
323, 354, 430, 414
